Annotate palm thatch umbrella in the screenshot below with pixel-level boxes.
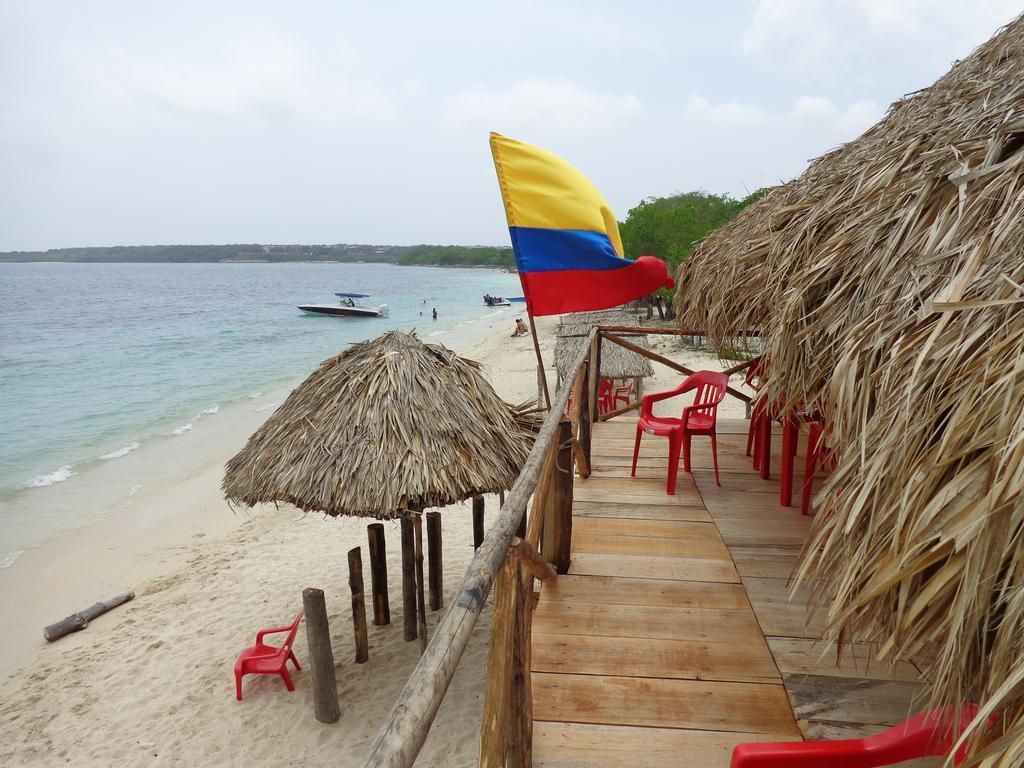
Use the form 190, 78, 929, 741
223, 330, 532, 649
224, 330, 530, 518
676, 14, 1024, 764
555, 310, 654, 383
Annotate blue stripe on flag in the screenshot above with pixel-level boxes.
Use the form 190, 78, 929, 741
509, 226, 633, 273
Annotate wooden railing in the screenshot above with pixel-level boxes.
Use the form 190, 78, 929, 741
359, 324, 752, 768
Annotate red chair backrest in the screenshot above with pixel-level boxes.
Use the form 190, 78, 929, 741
683, 370, 729, 425
280, 612, 303, 657
744, 356, 765, 391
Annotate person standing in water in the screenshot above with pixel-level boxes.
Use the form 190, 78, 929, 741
432, 308, 438, 320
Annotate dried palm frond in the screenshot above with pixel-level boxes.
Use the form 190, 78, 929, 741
555, 309, 654, 381
676, 14, 1024, 765
223, 331, 531, 519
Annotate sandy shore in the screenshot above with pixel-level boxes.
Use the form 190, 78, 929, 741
0, 315, 749, 767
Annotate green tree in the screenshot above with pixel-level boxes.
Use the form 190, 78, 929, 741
619, 189, 769, 302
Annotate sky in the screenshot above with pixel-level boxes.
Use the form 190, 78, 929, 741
1, 1, 1021, 252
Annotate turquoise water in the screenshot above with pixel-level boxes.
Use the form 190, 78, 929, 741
0, 262, 522, 552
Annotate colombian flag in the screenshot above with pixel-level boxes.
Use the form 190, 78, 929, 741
490, 132, 674, 317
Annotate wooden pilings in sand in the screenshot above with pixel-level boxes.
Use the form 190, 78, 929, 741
400, 518, 417, 642
472, 494, 485, 549
367, 523, 390, 626
412, 514, 428, 653
348, 547, 369, 664
426, 511, 443, 612
302, 587, 340, 724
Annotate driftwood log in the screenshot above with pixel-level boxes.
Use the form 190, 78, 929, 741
44, 591, 135, 642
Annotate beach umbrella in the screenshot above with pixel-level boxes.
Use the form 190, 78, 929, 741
554, 309, 654, 388
673, 14, 1024, 764
223, 330, 532, 646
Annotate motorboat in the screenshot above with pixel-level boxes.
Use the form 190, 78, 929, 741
298, 292, 389, 318
483, 294, 511, 307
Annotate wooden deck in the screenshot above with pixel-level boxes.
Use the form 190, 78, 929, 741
532, 417, 934, 768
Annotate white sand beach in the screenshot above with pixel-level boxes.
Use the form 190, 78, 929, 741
0, 316, 748, 768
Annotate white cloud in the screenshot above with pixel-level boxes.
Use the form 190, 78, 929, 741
442, 79, 643, 130
741, 0, 1021, 84
686, 93, 880, 138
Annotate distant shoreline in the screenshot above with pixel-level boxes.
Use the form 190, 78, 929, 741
0, 242, 516, 269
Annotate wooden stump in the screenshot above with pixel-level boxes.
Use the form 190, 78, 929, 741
412, 513, 428, 653
400, 517, 417, 642
472, 494, 485, 550
347, 547, 369, 663
366, 523, 390, 626
43, 591, 134, 642
302, 587, 340, 724
426, 511, 443, 612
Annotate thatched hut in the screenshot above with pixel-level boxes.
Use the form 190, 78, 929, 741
223, 330, 531, 519
676, 15, 1024, 764
554, 310, 654, 389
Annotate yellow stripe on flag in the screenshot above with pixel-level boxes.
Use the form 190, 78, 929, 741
489, 132, 624, 258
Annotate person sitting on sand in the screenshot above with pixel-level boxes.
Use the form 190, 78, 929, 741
511, 318, 528, 337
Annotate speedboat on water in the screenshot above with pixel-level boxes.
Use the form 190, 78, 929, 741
298, 292, 389, 318
483, 294, 511, 307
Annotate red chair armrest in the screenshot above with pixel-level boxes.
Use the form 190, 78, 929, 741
255, 626, 294, 646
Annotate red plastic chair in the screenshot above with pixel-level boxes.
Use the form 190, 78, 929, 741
235, 611, 303, 700
598, 379, 614, 414
610, 379, 634, 409
631, 370, 729, 492
731, 704, 979, 767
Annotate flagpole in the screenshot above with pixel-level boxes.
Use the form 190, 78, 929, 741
527, 314, 551, 409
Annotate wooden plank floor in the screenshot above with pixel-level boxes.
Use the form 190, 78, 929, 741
533, 416, 937, 767
531, 418, 800, 768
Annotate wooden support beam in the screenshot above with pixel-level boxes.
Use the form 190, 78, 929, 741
302, 587, 340, 724
513, 536, 557, 584
598, 399, 641, 422
367, 523, 390, 626
525, 436, 557, 551
426, 511, 443, 612
577, 360, 592, 472
509, 554, 534, 767
478, 545, 520, 768
412, 513, 428, 654
472, 494, 485, 550
348, 547, 369, 664
542, 419, 574, 574
572, 438, 590, 477
588, 332, 602, 424
602, 331, 752, 405
400, 518, 417, 643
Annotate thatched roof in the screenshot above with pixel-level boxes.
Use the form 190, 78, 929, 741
223, 331, 531, 519
676, 15, 1024, 763
555, 310, 654, 381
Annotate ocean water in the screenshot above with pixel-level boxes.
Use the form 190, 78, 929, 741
0, 262, 523, 565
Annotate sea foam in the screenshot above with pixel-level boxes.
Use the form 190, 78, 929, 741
170, 422, 194, 435
23, 465, 75, 488
199, 404, 220, 416
0, 550, 24, 569
99, 442, 141, 460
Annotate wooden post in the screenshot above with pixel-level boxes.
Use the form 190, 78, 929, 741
302, 587, 340, 724
516, 510, 526, 538
577, 360, 593, 468
367, 523, 390, 626
542, 419, 574, 574
588, 331, 602, 424
509, 563, 534, 766
400, 517, 417, 642
348, 547, 369, 664
472, 494, 485, 550
527, 314, 551, 408
412, 513, 428, 653
478, 545, 521, 768
426, 511, 443, 612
